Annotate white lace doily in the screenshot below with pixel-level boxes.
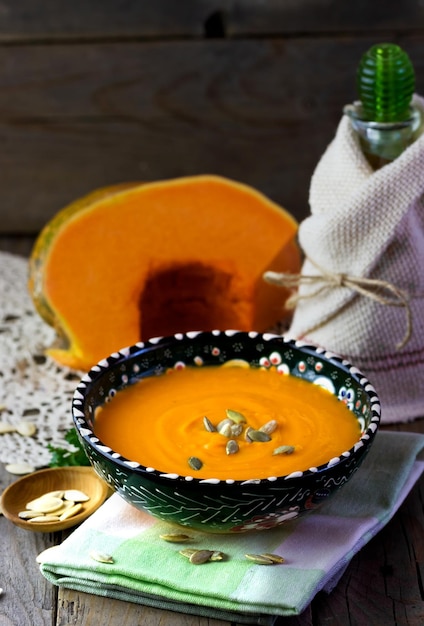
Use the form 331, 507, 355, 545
0, 251, 82, 468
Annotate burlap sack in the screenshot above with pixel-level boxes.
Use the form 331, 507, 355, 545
267, 95, 424, 424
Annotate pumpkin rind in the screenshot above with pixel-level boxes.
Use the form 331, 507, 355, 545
29, 175, 300, 370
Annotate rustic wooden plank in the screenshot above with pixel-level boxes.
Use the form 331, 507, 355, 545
58, 589, 234, 625
223, 0, 424, 36
0, 35, 422, 235
0, 0, 422, 40
58, 582, 313, 624
0, 466, 57, 626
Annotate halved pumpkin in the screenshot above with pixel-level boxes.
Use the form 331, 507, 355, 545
29, 175, 300, 370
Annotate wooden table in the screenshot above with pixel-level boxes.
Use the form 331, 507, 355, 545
1, 239, 424, 626
1, 389, 424, 625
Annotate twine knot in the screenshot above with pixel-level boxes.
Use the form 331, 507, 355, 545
264, 258, 412, 350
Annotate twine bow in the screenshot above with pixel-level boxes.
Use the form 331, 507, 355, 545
264, 258, 412, 350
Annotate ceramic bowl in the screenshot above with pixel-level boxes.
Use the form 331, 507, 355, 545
72, 330, 381, 533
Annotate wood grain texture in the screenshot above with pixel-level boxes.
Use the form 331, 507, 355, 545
0, 35, 423, 234
0, 469, 57, 626
0, 1, 421, 39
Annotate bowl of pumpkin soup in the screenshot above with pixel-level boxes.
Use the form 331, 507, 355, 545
72, 330, 381, 533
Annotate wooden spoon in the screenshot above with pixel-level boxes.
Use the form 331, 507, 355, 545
1, 466, 110, 532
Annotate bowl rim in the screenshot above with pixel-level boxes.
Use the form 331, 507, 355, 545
72, 330, 381, 486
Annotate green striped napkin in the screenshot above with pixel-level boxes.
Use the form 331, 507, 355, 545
39, 431, 424, 625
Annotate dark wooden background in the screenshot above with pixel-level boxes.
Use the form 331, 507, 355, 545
0, 0, 423, 255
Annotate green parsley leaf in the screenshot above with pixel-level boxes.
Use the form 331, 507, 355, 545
47, 427, 90, 467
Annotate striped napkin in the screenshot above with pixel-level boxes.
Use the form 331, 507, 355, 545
39, 431, 424, 625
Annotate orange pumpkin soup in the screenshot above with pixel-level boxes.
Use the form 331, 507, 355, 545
94, 365, 361, 480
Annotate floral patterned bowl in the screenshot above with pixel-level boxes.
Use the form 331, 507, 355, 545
72, 330, 381, 533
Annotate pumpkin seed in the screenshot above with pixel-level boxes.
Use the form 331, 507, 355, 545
247, 429, 272, 443
230, 423, 243, 437
44, 490, 65, 499
245, 553, 275, 565
217, 418, 233, 431
0, 422, 16, 434
259, 419, 278, 435
226, 439, 239, 455
29, 514, 61, 523
203, 416, 216, 432
219, 423, 233, 438
260, 553, 285, 564
160, 533, 192, 543
189, 550, 215, 565
26, 495, 64, 514
179, 548, 199, 559
54, 500, 76, 515
16, 421, 37, 437
22, 488, 90, 523
244, 427, 254, 443
188, 456, 203, 471
179, 548, 226, 562
273, 445, 295, 455
63, 489, 90, 502
226, 409, 246, 424
59, 503, 82, 521
18, 510, 42, 520
5, 462, 35, 475
89, 550, 114, 564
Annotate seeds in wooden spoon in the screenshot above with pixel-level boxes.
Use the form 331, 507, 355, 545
19, 488, 91, 524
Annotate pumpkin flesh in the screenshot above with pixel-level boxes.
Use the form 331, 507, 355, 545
29, 175, 300, 370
